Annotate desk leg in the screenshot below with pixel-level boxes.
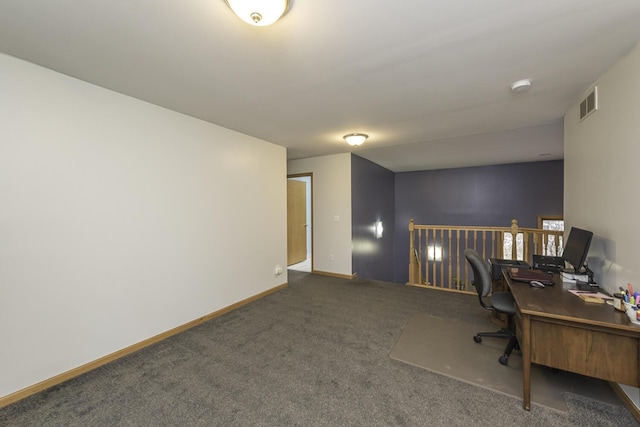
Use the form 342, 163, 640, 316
521, 313, 531, 411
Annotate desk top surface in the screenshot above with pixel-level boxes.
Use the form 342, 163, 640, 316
505, 270, 639, 332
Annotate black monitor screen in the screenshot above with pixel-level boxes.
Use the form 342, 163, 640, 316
562, 227, 593, 273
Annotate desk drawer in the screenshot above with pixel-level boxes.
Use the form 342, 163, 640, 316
530, 319, 640, 386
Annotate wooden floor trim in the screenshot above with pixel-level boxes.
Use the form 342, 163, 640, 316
610, 382, 640, 423
0, 282, 288, 409
406, 283, 475, 295
312, 270, 356, 280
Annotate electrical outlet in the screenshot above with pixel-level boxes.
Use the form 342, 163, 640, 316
274, 265, 283, 275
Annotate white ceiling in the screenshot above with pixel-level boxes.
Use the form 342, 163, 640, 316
1, 0, 640, 172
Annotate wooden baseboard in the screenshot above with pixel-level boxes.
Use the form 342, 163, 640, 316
0, 282, 288, 409
312, 270, 357, 280
406, 283, 475, 295
610, 382, 640, 423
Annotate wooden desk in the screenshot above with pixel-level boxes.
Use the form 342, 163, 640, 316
505, 271, 640, 411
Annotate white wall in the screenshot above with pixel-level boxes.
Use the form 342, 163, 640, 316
288, 154, 352, 276
564, 41, 640, 408
0, 54, 287, 398
564, 42, 640, 292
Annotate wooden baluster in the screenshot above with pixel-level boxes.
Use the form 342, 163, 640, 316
465, 229, 470, 289
431, 228, 438, 286
491, 230, 495, 259
430, 228, 435, 287
437, 228, 441, 287
482, 230, 487, 261
418, 229, 429, 285
447, 229, 452, 289
429, 228, 434, 286
416, 228, 426, 285
424, 228, 429, 286
456, 229, 461, 291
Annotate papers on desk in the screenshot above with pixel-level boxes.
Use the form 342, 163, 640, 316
568, 289, 612, 304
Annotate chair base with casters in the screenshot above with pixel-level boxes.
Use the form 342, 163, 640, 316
472, 291, 520, 365
473, 329, 519, 365
464, 249, 520, 366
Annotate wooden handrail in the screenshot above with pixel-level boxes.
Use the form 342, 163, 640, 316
408, 219, 563, 294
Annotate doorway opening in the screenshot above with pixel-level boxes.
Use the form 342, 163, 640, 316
287, 173, 312, 272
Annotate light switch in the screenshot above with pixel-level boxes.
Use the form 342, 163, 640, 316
334, 215, 340, 222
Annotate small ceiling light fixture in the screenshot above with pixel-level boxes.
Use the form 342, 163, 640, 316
224, 0, 290, 26
511, 79, 532, 93
343, 133, 368, 147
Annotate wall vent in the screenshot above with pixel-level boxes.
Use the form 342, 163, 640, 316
579, 86, 598, 121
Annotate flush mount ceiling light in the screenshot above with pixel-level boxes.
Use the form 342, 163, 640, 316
343, 133, 368, 147
224, 0, 290, 26
511, 79, 532, 93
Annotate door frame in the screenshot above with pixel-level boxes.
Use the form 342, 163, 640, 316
287, 173, 313, 271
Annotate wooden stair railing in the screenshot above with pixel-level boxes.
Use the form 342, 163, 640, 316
408, 219, 563, 294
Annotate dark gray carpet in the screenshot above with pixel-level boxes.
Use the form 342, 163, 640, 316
1, 271, 637, 426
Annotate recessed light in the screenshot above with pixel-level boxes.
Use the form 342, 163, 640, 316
511, 79, 532, 93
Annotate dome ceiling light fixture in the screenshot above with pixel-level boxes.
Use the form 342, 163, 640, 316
511, 79, 532, 93
343, 133, 368, 147
224, 0, 290, 26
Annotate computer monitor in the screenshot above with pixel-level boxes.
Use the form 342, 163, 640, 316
561, 227, 593, 274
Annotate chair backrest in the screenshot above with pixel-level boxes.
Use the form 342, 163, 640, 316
464, 249, 494, 309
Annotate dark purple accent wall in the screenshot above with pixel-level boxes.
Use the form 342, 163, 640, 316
393, 160, 563, 284
351, 155, 396, 282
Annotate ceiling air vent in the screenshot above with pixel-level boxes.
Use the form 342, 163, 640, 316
579, 86, 598, 121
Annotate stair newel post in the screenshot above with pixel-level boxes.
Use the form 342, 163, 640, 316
510, 219, 519, 260
409, 219, 417, 284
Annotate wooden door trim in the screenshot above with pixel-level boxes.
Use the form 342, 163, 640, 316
287, 173, 313, 271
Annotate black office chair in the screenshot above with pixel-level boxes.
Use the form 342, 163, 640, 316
464, 249, 519, 366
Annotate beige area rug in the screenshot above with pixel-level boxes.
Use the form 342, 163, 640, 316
390, 312, 621, 412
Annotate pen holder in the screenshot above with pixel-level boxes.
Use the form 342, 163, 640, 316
613, 296, 626, 311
